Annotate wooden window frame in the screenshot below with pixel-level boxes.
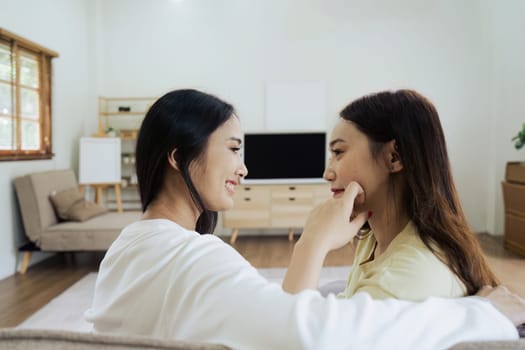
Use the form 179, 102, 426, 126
0, 28, 58, 161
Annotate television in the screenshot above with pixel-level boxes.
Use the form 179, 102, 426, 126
242, 132, 327, 183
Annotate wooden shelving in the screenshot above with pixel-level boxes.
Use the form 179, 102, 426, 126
97, 96, 156, 137
97, 97, 156, 211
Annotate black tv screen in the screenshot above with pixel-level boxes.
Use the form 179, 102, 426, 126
243, 132, 326, 182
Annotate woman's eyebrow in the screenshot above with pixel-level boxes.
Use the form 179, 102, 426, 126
329, 139, 345, 147
227, 137, 242, 145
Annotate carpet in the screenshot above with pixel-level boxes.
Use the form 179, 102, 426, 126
16, 266, 350, 333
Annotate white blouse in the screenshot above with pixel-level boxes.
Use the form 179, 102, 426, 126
85, 219, 518, 350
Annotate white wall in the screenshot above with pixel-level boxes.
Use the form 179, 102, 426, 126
95, 0, 494, 232
0, 0, 98, 280
483, 0, 525, 235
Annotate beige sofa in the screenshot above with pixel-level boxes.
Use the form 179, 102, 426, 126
0, 328, 523, 349
0, 329, 229, 350
14, 169, 141, 273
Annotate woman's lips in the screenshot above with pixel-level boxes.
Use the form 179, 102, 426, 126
331, 189, 345, 197
225, 180, 238, 194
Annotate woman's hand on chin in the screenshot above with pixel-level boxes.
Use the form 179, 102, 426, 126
299, 181, 369, 254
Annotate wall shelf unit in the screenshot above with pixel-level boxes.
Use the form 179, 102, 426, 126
98, 97, 155, 136
97, 97, 156, 211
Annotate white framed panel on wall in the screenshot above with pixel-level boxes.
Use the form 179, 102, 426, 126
264, 81, 326, 131
79, 137, 121, 184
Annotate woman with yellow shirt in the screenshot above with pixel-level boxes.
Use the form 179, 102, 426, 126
338, 221, 466, 300
283, 89, 498, 301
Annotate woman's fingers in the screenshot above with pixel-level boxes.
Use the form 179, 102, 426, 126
477, 285, 525, 326
299, 181, 367, 252
348, 211, 368, 235
342, 182, 364, 211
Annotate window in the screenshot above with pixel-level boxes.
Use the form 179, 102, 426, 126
0, 28, 58, 161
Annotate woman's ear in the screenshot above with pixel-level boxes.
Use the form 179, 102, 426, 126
167, 149, 180, 172
385, 140, 403, 173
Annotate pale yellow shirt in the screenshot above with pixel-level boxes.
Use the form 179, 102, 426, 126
339, 221, 466, 301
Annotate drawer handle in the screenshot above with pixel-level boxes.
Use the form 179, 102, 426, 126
244, 187, 251, 191
289, 197, 296, 201
244, 197, 251, 202
289, 186, 296, 190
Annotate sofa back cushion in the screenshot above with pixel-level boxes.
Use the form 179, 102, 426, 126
15, 169, 79, 245
0, 329, 230, 350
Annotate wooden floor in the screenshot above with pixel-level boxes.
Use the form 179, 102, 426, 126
0, 233, 523, 328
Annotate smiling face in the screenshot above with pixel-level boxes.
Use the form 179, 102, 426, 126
189, 116, 248, 212
324, 119, 395, 214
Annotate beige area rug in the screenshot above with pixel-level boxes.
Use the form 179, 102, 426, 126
17, 266, 350, 333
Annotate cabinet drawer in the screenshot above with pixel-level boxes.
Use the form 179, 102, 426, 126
270, 184, 316, 193
506, 162, 525, 184
271, 195, 312, 206
313, 186, 331, 204
504, 213, 525, 254
271, 185, 313, 202
502, 181, 525, 215
223, 210, 270, 228
271, 206, 311, 228
232, 186, 270, 210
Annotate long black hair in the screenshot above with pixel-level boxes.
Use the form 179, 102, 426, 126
340, 89, 498, 294
135, 89, 235, 234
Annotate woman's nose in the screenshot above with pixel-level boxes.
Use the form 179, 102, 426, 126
323, 167, 334, 181
237, 162, 248, 178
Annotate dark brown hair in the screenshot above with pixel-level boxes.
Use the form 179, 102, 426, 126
340, 89, 498, 294
135, 89, 235, 234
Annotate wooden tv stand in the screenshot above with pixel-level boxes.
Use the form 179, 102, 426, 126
223, 183, 330, 244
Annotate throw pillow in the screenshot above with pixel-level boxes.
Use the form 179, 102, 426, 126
49, 187, 108, 222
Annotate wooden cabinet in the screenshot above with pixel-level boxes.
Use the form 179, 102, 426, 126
502, 162, 525, 256
223, 186, 271, 228
97, 97, 156, 211
223, 183, 330, 243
